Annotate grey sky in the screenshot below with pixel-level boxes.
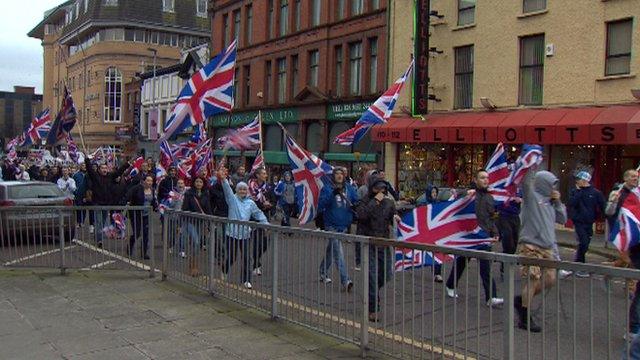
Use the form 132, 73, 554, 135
0, 0, 62, 94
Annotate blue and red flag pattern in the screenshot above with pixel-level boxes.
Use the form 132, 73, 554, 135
217, 114, 261, 151
21, 108, 51, 146
610, 187, 640, 252
46, 87, 77, 145
334, 60, 414, 146
251, 148, 264, 174
505, 144, 543, 188
160, 40, 237, 141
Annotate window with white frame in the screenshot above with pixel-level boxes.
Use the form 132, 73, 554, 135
349, 42, 362, 95
458, 0, 475, 26
104, 67, 122, 123
162, 0, 174, 12
197, 0, 207, 17
606, 19, 633, 76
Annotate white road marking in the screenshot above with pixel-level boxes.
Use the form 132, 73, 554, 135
71, 239, 159, 273
80, 260, 116, 270
3, 245, 77, 266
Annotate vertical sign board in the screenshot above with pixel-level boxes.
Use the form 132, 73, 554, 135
148, 109, 159, 141
413, 0, 430, 115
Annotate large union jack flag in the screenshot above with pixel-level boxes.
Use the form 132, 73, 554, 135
46, 87, 76, 145
610, 187, 640, 252
285, 134, 333, 224
334, 60, 413, 146
160, 40, 237, 141
159, 140, 175, 168
127, 157, 145, 178
485, 143, 513, 205
217, 114, 261, 151
395, 195, 493, 271
251, 148, 264, 174
21, 108, 51, 146
505, 144, 543, 188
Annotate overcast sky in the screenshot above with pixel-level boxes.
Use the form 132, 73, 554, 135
0, 0, 62, 93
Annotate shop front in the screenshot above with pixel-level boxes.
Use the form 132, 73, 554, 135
373, 105, 640, 201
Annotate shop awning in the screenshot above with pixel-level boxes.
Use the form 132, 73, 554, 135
372, 104, 640, 145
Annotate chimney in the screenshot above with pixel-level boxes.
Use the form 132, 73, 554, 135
13, 86, 35, 95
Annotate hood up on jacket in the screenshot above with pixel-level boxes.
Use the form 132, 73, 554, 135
534, 171, 558, 198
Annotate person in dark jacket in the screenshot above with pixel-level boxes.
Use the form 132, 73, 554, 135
85, 156, 130, 247
73, 163, 91, 227
181, 177, 212, 276
497, 189, 522, 277
356, 178, 397, 322
318, 168, 358, 291
274, 171, 296, 226
568, 171, 605, 274
123, 175, 157, 259
248, 168, 275, 275
158, 167, 178, 202
606, 169, 640, 336
445, 170, 503, 307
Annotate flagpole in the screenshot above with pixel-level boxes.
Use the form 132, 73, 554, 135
258, 110, 264, 170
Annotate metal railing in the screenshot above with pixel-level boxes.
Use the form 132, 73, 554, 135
161, 209, 640, 360
0, 206, 156, 277
2, 205, 640, 359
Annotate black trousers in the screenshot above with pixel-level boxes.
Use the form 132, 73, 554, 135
498, 215, 520, 255
252, 229, 269, 269
129, 213, 149, 256
445, 245, 497, 302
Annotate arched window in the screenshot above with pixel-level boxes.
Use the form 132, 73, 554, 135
104, 67, 122, 123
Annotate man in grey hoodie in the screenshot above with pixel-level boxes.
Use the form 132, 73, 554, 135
514, 169, 567, 333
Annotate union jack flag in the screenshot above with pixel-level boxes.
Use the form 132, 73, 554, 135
159, 140, 175, 168
6, 135, 22, 151
46, 87, 76, 145
251, 148, 264, 174
505, 144, 543, 188
218, 114, 261, 151
127, 157, 145, 178
193, 123, 207, 143
395, 195, 493, 271
485, 143, 514, 205
159, 190, 183, 215
193, 138, 213, 177
66, 134, 78, 162
285, 134, 333, 224
334, 60, 414, 146
21, 108, 51, 146
610, 187, 640, 252
155, 163, 167, 183
160, 40, 237, 141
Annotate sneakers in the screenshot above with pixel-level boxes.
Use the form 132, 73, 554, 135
319, 275, 332, 284
575, 271, 590, 278
89, 225, 94, 234
434, 275, 444, 283
514, 296, 541, 333
354, 266, 361, 271
343, 281, 354, 293
179, 251, 186, 258
252, 267, 263, 276
558, 270, 573, 279
487, 297, 504, 307
446, 287, 458, 298
243, 282, 253, 289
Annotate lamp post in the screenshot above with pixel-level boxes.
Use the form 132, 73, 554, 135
147, 48, 158, 141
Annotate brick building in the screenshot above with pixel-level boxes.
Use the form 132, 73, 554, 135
210, 0, 387, 176
0, 87, 44, 150
28, 0, 210, 153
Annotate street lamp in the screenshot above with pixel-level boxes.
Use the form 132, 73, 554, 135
147, 48, 158, 140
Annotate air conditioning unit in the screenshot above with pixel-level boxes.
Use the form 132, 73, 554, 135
545, 43, 555, 57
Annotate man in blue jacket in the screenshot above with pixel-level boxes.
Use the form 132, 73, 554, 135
318, 167, 358, 292
568, 171, 605, 276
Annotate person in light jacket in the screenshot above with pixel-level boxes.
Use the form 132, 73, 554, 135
56, 167, 77, 198
220, 168, 269, 289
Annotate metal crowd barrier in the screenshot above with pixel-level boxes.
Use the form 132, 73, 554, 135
0, 206, 156, 277
161, 209, 640, 360
3, 205, 640, 359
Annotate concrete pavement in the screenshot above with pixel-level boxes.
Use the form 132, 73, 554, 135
0, 269, 388, 360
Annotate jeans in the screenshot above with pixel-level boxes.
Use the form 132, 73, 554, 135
574, 222, 593, 263
446, 245, 498, 302
178, 222, 201, 254
368, 245, 390, 313
281, 203, 294, 226
93, 210, 110, 243
129, 213, 149, 257
629, 252, 640, 333
252, 229, 269, 270
319, 228, 350, 286
223, 236, 251, 283
622, 332, 640, 360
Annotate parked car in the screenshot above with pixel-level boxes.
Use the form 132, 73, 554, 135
0, 181, 75, 244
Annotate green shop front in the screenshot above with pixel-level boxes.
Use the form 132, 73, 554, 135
211, 101, 380, 181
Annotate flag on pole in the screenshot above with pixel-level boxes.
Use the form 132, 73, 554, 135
20, 108, 51, 146
66, 134, 79, 162
505, 144, 543, 188
610, 187, 640, 252
217, 114, 261, 151
159, 140, 175, 168
334, 60, 414, 146
484, 143, 513, 204
284, 133, 333, 224
394, 195, 493, 271
251, 148, 264, 173
46, 87, 77, 145
159, 40, 237, 141
127, 156, 145, 178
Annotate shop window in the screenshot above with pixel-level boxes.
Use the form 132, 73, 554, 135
457, 0, 475, 26
451, 144, 484, 188
306, 122, 323, 153
397, 144, 449, 200
606, 19, 632, 76
245, 5, 253, 45
280, 0, 289, 36
104, 67, 122, 123
454, 45, 474, 109
284, 124, 298, 149
523, 0, 545, 13
328, 122, 351, 153
265, 125, 283, 151
550, 145, 595, 203
519, 34, 544, 105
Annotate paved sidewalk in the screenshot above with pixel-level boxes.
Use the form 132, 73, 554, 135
0, 269, 386, 360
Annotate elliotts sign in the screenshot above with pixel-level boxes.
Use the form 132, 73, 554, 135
412, 0, 430, 115
372, 105, 640, 145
